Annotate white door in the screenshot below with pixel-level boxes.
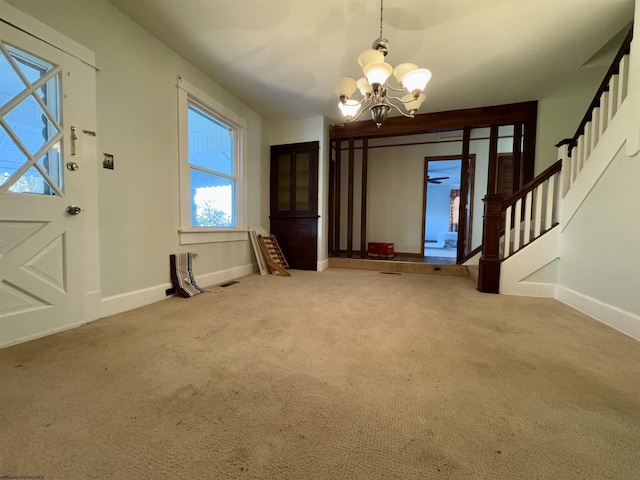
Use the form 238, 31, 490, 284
0, 20, 96, 347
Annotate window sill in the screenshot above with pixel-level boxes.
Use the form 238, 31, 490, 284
179, 229, 249, 245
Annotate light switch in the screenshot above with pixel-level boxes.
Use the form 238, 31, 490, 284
103, 153, 114, 170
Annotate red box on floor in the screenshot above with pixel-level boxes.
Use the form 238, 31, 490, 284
367, 242, 395, 259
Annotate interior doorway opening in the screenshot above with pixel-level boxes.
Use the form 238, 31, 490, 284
422, 156, 474, 264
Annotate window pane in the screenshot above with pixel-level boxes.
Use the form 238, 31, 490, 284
6, 94, 60, 155
8, 165, 47, 194
0, 44, 62, 195
188, 105, 233, 176
0, 127, 28, 186
191, 168, 236, 227
0, 49, 27, 110
277, 154, 291, 211
37, 143, 62, 191
295, 153, 310, 211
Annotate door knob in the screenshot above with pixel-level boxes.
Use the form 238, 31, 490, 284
66, 205, 82, 215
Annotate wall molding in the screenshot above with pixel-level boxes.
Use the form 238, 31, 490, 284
101, 263, 255, 318
556, 285, 640, 341
0, 0, 97, 67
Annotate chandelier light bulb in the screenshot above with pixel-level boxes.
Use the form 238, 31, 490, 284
338, 99, 362, 119
393, 63, 418, 85
402, 68, 432, 94
357, 77, 373, 96
363, 62, 393, 87
332, 77, 358, 99
401, 93, 426, 114
358, 49, 384, 69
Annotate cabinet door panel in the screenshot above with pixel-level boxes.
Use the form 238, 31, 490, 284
271, 218, 317, 271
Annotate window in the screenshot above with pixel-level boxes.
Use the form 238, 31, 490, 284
177, 77, 247, 243
1, 43, 62, 195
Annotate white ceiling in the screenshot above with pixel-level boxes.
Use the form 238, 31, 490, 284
108, 0, 634, 124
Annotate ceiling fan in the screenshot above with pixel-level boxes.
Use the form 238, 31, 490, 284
427, 175, 450, 184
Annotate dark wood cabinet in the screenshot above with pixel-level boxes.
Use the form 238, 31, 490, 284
270, 141, 319, 271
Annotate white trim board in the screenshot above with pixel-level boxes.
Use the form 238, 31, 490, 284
0, 0, 97, 68
101, 263, 255, 318
556, 285, 640, 341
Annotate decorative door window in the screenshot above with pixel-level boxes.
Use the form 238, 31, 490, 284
0, 42, 63, 196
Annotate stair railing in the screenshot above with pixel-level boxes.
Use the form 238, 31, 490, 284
478, 161, 562, 292
562, 28, 632, 196
501, 160, 562, 259
478, 26, 633, 293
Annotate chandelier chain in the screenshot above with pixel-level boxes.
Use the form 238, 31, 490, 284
379, 0, 384, 39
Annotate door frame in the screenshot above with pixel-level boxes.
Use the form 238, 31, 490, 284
422, 155, 475, 263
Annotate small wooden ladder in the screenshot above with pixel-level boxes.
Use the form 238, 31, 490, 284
258, 234, 291, 276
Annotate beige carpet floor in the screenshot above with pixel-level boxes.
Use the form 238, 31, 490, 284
1, 269, 639, 479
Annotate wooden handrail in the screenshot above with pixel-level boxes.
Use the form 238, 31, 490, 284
569, 26, 633, 155
501, 159, 562, 209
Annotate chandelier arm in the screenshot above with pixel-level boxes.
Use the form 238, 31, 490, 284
386, 100, 414, 118
385, 83, 406, 92
386, 93, 417, 104
347, 97, 373, 123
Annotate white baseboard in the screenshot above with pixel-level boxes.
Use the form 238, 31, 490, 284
101, 282, 172, 318
0, 319, 91, 350
500, 281, 557, 298
196, 263, 256, 289
101, 263, 255, 318
555, 285, 640, 341
318, 259, 330, 271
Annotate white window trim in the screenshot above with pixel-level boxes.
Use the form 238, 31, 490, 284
177, 76, 248, 245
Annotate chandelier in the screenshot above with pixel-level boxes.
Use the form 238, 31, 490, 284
332, 0, 432, 127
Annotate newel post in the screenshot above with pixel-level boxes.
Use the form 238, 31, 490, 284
478, 194, 503, 293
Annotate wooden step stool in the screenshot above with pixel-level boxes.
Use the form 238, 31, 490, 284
258, 234, 291, 276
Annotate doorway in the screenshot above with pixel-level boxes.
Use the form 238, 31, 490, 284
422, 156, 474, 264
0, 16, 98, 346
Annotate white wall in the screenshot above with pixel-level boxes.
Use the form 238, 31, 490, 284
503, 1, 640, 339
535, 95, 595, 173
364, 139, 465, 253
7, 0, 269, 312
559, 144, 640, 316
